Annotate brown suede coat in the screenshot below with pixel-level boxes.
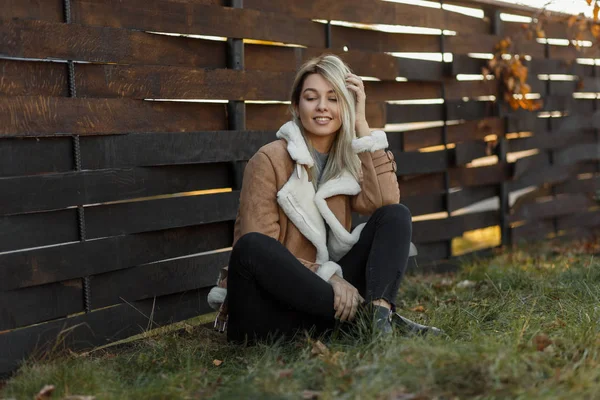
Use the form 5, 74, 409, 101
233, 139, 400, 271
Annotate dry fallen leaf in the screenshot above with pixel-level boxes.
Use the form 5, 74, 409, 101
277, 368, 294, 379
310, 340, 330, 357
411, 305, 426, 313
533, 333, 553, 352
35, 385, 55, 400
212, 359, 223, 367
302, 390, 321, 399
63, 396, 96, 400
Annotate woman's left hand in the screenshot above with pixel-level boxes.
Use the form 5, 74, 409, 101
345, 73, 370, 137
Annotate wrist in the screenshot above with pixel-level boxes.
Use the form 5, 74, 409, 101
355, 120, 370, 138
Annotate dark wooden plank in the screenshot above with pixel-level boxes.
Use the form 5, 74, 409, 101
511, 219, 555, 243
399, 173, 446, 197
508, 164, 573, 192
446, 34, 544, 57
364, 81, 442, 102
401, 192, 445, 216
507, 131, 597, 153
512, 153, 550, 179
557, 210, 600, 232
85, 191, 239, 239
1, 0, 63, 22
447, 100, 497, 121
454, 140, 490, 165
555, 143, 600, 166
331, 26, 439, 53
549, 81, 577, 96
509, 194, 595, 223
449, 163, 510, 187
80, 131, 274, 169
402, 118, 504, 151
76, 65, 294, 100
0, 287, 213, 378
451, 54, 487, 76
413, 211, 499, 243
555, 175, 600, 195
0, 222, 232, 292
0, 19, 227, 68
527, 58, 584, 77
448, 185, 498, 212
412, 241, 450, 266
386, 104, 444, 124
0, 209, 78, 253
397, 58, 446, 82
71, 0, 324, 47
445, 79, 497, 100
0, 137, 73, 178
0, 279, 83, 331
244, 0, 489, 34
0, 163, 231, 216
0, 60, 68, 97
91, 251, 229, 309
395, 150, 448, 175
0, 96, 227, 136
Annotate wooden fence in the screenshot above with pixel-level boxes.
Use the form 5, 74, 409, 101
1, 0, 599, 377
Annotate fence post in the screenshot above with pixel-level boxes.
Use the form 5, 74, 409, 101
484, 7, 511, 248
227, 0, 246, 190
63, 0, 92, 313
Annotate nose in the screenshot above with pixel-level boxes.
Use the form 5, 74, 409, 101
316, 97, 328, 111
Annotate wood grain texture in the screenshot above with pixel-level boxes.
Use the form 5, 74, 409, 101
71, 0, 324, 47
0, 60, 68, 97
0, 222, 232, 292
1, 0, 63, 22
0, 96, 226, 136
0, 19, 227, 67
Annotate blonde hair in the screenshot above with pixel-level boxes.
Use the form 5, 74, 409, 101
289, 55, 361, 188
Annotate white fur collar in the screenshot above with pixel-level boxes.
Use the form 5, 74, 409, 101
276, 121, 314, 167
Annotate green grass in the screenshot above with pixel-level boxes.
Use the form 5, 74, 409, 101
3, 238, 600, 399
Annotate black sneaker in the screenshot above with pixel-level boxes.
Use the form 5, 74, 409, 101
390, 313, 443, 337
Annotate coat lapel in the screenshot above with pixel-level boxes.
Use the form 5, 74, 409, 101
275, 121, 364, 263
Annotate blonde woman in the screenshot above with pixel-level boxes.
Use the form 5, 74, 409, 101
209, 55, 439, 342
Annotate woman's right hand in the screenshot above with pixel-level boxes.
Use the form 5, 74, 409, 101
329, 275, 364, 322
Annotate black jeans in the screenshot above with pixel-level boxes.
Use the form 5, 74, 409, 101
227, 204, 412, 343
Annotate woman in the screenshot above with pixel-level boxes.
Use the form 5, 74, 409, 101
208, 55, 436, 343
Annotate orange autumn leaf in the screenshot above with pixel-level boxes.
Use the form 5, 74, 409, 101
587, 0, 593, 6
568, 15, 579, 28
411, 305, 426, 313
595, 3, 600, 20
592, 24, 600, 37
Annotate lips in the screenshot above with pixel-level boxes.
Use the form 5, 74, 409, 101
313, 116, 332, 125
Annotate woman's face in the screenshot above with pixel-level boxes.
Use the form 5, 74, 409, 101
296, 73, 342, 141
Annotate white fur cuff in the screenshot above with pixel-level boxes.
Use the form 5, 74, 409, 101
316, 261, 343, 282
352, 130, 389, 153
207, 287, 227, 310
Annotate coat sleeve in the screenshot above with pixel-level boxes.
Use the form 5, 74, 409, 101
232, 151, 281, 245
350, 130, 400, 215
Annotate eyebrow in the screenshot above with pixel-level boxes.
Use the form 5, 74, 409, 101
302, 88, 336, 94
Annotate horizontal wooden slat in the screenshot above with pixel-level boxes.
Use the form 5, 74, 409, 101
0, 287, 213, 377
0, 209, 78, 253
401, 185, 497, 216
413, 241, 450, 265
451, 55, 487, 76
557, 210, 600, 232
399, 173, 446, 197
0, 163, 231, 216
387, 104, 444, 124
508, 164, 573, 192
84, 191, 239, 239
402, 192, 445, 216
507, 131, 596, 153
449, 163, 510, 187
91, 251, 229, 309
71, 0, 324, 47
0, 96, 227, 136
511, 219, 555, 243
0, 222, 232, 292
396, 150, 448, 175
413, 211, 499, 243
0, 19, 227, 68
447, 100, 497, 120
555, 143, 600, 165
509, 194, 595, 223
555, 175, 600, 195
445, 79, 497, 100
2, 0, 63, 22
445, 34, 544, 57
402, 118, 504, 151
244, 0, 489, 34
80, 131, 274, 169
0, 60, 68, 97
364, 81, 442, 102
455, 140, 490, 164
331, 26, 439, 53
0, 279, 83, 331
0, 137, 73, 178
76, 65, 294, 100
527, 58, 585, 77
449, 185, 498, 212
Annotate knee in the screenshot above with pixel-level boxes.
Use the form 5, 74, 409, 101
232, 232, 268, 256
373, 203, 412, 225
